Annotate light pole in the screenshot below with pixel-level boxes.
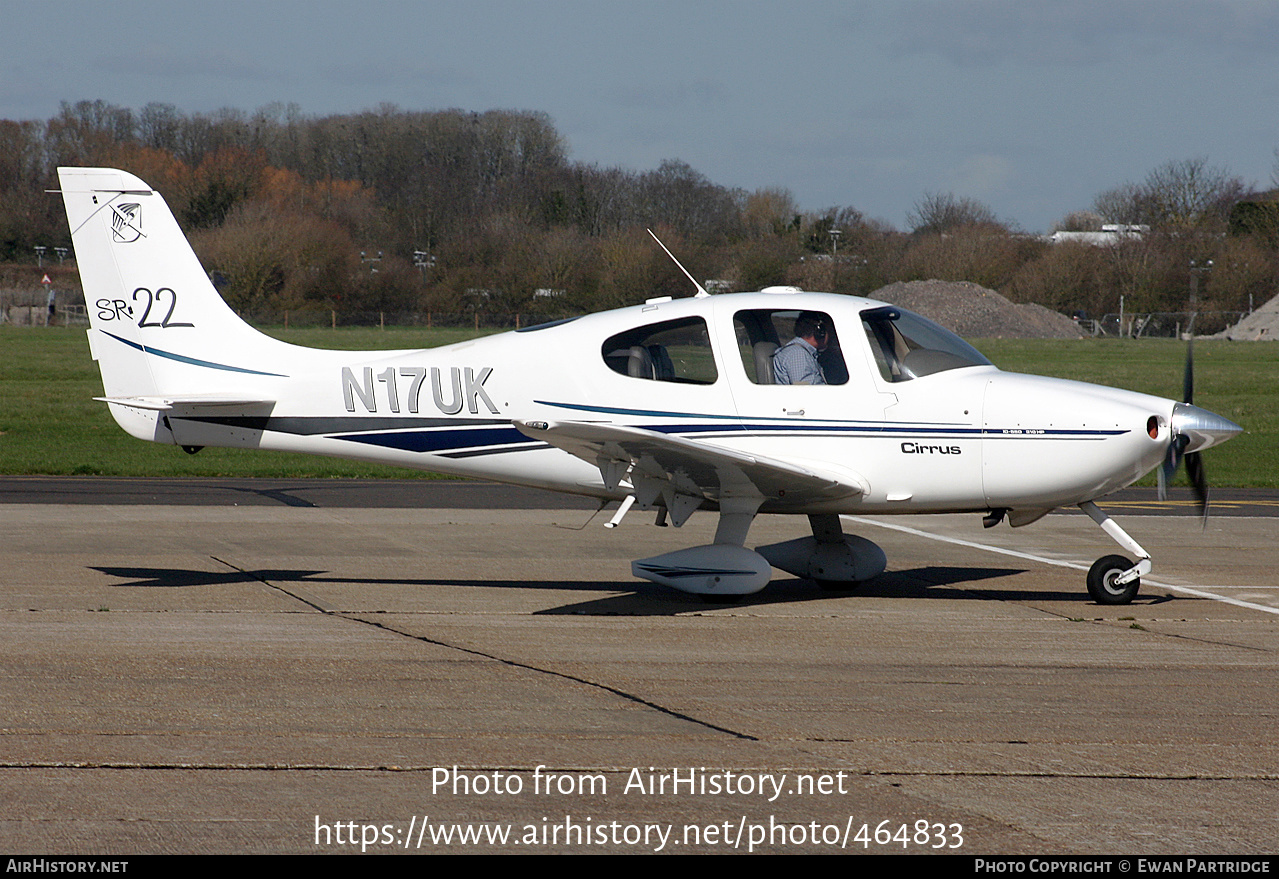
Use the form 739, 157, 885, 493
1188, 258, 1212, 337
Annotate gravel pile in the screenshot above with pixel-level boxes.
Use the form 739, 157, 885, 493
869, 279, 1084, 340
1216, 293, 1279, 340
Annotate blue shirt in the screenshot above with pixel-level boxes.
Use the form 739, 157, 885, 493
773, 337, 825, 385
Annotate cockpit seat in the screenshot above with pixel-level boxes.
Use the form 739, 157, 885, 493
753, 341, 778, 384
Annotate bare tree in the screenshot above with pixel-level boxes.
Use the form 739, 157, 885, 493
1144, 157, 1245, 231
635, 160, 742, 239
1052, 210, 1104, 233
741, 187, 800, 238
1095, 157, 1245, 232
1092, 182, 1145, 225
907, 191, 1002, 235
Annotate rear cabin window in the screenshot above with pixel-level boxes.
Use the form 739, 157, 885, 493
601, 317, 718, 385
732, 309, 848, 385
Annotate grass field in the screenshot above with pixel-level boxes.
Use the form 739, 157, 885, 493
2, 325, 1273, 486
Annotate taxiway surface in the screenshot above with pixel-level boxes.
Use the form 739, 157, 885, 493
2, 479, 1276, 854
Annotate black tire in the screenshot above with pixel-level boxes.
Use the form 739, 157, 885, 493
1087, 554, 1140, 605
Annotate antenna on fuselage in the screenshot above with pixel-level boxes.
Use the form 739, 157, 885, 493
647, 228, 710, 298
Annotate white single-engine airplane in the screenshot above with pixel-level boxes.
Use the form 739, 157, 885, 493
59, 167, 1242, 603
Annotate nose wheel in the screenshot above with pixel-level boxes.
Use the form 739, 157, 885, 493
1087, 554, 1141, 605
1079, 502, 1150, 605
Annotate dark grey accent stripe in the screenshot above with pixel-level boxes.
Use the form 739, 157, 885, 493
179, 415, 508, 435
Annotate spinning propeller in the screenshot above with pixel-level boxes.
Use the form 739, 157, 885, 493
1156, 336, 1242, 523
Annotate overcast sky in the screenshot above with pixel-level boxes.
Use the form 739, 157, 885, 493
4, 0, 1278, 232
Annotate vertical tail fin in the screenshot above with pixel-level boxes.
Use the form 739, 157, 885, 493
59, 167, 289, 440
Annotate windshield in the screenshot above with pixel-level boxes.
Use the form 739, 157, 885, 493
860, 306, 990, 382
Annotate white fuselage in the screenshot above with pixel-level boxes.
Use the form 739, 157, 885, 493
106, 290, 1172, 518
60, 166, 1241, 599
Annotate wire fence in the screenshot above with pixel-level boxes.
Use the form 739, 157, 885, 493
242, 309, 581, 331
0, 288, 1258, 340
1079, 312, 1247, 338
0, 290, 577, 331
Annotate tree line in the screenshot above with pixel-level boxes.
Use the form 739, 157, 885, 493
3, 99, 1277, 326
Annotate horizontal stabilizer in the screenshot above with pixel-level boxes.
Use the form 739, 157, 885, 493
96, 395, 276, 412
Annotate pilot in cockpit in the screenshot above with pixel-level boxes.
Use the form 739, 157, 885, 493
773, 311, 829, 385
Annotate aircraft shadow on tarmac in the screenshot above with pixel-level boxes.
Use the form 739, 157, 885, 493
87, 563, 1168, 615
534, 566, 1097, 615
92, 566, 327, 589
220, 486, 319, 507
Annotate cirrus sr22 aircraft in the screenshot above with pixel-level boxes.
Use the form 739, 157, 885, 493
58, 167, 1242, 604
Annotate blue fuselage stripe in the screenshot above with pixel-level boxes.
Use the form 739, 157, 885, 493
336, 426, 532, 454
105, 331, 288, 377
533, 400, 1124, 440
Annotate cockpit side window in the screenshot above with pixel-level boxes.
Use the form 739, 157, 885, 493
601, 317, 718, 384
860, 306, 990, 382
733, 309, 848, 385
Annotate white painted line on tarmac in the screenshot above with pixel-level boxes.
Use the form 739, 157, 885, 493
844, 515, 1279, 617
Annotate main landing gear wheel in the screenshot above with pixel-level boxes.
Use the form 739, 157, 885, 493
1087, 554, 1140, 605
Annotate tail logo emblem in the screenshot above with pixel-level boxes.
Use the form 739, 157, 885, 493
110, 203, 143, 243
